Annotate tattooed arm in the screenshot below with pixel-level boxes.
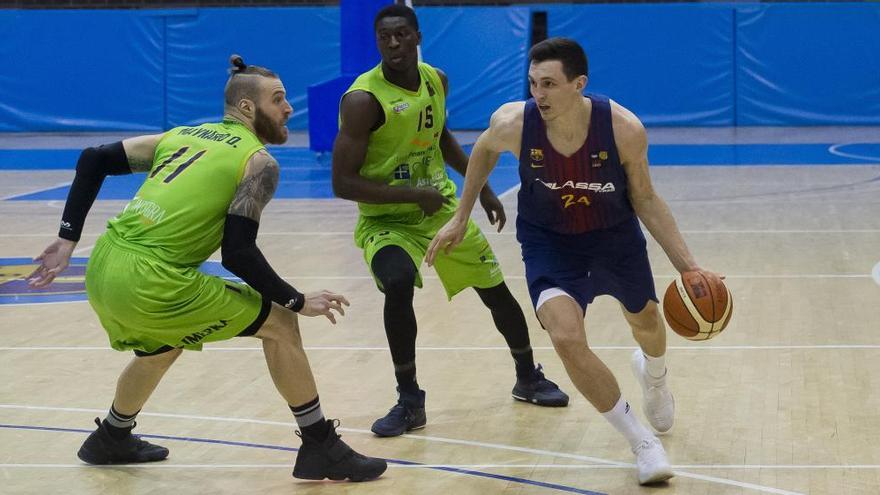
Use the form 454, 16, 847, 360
220, 151, 349, 322
123, 134, 164, 173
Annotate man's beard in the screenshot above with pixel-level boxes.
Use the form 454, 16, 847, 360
254, 106, 287, 145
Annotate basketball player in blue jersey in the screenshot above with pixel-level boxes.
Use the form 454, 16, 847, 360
428, 38, 719, 485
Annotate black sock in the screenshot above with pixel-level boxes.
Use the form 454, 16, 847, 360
394, 361, 420, 394
290, 396, 331, 440
474, 283, 536, 379
511, 346, 537, 381
372, 246, 421, 394
103, 404, 138, 439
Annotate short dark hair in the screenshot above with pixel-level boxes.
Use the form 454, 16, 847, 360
528, 37, 589, 81
224, 54, 279, 107
374, 4, 419, 31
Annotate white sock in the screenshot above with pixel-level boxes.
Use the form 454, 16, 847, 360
644, 352, 666, 379
601, 396, 654, 449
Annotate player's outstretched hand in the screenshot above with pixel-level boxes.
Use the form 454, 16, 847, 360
479, 189, 506, 232
426, 217, 467, 267
298, 290, 351, 324
28, 238, 77, 288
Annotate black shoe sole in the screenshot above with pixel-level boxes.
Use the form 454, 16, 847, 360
511, 394, 570, 407
293, 466, 387, 482
370, 421, 426, 437
77, 448, 169, 465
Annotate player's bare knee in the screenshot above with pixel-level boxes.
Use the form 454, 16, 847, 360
624, 302, 662, 334
256, 306, 302, 346
546, 325, 587, 357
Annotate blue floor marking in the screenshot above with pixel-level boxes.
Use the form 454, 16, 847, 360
0, 149, 82, 169
4, 143, 878, 201
0, 423, 607, 494
649, 143, 880, 165
0, 258, 235, 305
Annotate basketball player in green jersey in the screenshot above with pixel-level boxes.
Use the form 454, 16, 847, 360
28, 56, 386, 482
332, 4, 569, 438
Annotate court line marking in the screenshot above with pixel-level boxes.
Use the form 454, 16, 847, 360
0, 182, 71, 201
0, 463, 874, 470
6, 228, 880, 237
828, 143, 880, 163
297, 274, 865, 280
0, 423, 604, 495
0, 409, 803, 495
499, 184, 520, 199
72, 244, 94, 255
872, 261, 880, 287
2, 345, 879, 352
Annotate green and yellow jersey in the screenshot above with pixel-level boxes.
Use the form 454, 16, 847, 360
343, 62, 455, 219
106, 120, 264, 267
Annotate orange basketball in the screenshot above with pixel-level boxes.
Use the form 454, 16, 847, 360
662, 271, 732, 341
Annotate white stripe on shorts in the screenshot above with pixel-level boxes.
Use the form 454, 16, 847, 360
536, 288, 576, 311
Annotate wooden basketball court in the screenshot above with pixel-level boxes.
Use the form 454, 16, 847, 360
2, 130, 879, 494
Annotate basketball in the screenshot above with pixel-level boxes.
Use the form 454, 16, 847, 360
662, 271, 732, 340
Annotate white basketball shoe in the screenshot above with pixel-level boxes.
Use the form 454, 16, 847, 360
631, 350, 675, 433
633, 437, 674, 485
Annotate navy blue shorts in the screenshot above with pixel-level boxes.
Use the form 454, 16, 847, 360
516, 215, 658, 313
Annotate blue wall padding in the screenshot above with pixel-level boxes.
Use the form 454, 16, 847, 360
307, 74, 357, 152
735, 3, 880, 125
0, 10, 165, 131
419, 7, 531, 129
544, 4, 735, 126
165, 7, 340, 130
307, 0, 389, 152
339, 0, 388, 74
1, 4, 879, 132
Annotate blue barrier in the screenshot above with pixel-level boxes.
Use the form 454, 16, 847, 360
420, 7, 532, 130
307, 0, 389, 152
735, 3, 880, 125
544, 4, 735, 126
1, 4, 878, 132
0, 10, 165, 131
165, 7, 339, 130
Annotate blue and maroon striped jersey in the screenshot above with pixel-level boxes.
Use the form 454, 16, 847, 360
516, 94, 635, 234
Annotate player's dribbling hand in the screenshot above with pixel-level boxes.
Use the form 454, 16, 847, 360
426, 217, 467, 267
689, 267, 726, 281
28, 238, 76, 288
415, 187, 450, 216
479, 188, 507, 232
298, 290, 350, 324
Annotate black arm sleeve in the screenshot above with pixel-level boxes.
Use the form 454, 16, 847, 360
58, 141, 132, 241
221, 214, 305, 312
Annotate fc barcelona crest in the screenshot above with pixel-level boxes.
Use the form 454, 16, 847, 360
530, 148, 544, 162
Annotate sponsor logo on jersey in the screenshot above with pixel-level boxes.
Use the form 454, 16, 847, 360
410, 136, 433, 149
392, 102, 410, 114
535, 179, 616, 193
590, 150, 609, 168
123, 197, 166, 226
393, 164, 411, 180
180, 319, 229, 345
530, 148, 544, 162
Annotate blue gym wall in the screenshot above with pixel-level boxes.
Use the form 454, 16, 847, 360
1, 3, 878, 131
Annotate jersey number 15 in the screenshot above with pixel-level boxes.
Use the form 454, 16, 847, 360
417, 105, 434, 131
